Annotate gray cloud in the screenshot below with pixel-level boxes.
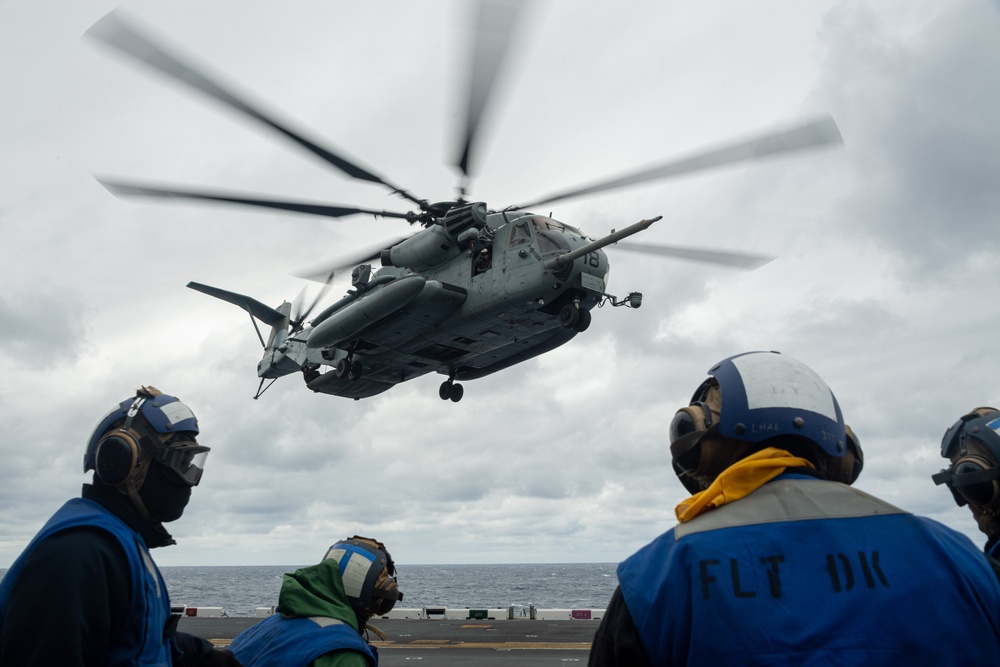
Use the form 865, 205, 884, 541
0, 0, 997, 569
818, 1, 1000, 272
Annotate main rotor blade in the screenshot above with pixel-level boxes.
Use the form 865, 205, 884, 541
85, 10, 425, 208
98, 178, 413, 221
612, 241, 775, 270
456, 0, 527, 179
293, 234, 415, 283
514, 115, 843, 210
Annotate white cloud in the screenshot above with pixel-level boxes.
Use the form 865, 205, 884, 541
1, 0, 998, 568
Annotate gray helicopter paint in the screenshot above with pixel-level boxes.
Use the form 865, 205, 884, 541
222, 205, 629, 400
256, 213, 614, 399
306, 275, 429, 350
281, 213, 600, 391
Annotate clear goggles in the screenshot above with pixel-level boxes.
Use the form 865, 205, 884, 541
153, 437, 210, 486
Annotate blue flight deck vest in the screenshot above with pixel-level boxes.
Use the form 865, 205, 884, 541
0, 498, 173, 667
231, 614, 377, 667
619, 475, 1000, 666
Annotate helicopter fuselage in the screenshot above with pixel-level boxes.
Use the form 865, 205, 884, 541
258, 209, 615, 400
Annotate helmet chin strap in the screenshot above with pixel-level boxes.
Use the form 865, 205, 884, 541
117, 447, 155, 522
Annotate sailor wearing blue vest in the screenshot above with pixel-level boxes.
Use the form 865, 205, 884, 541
588, 351, 1000, 666
0, 386, 242, 667
934, 407, 1000, 559
231, 536, 403, 667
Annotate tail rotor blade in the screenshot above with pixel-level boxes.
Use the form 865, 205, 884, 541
290, 273, 337, 332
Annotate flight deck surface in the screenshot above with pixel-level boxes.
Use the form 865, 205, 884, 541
180, 616, 597, 666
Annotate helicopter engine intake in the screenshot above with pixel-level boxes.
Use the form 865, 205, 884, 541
381, 202, 491, 271
441, 201, 488, 238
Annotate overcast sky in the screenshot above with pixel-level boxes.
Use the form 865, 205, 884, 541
1, 0, 998, 568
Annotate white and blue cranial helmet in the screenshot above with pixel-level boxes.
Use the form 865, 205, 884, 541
706, 351, 847, 455
323, 536, 402, 623
669, 352, 861, 494
84, 386, 207, 487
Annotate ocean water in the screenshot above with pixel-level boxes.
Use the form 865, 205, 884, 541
159, 562, 620, 617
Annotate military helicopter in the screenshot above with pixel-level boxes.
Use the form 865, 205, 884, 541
85, 4, 842, 402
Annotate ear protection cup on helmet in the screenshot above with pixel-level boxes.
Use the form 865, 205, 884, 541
934, 455, 1000, 508
846, 426, 863, 484
669, 380, 721, 494
827, 424, 864, 485
952, 455, 1000, 506
94, 428, 142, 486
94, 429, 142, 486
370, 570, 402, 616
92, 396, 153, 487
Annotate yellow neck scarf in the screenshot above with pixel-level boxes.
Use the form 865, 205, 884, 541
675, 447, 814, 523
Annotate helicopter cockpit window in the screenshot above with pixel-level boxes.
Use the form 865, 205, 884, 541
508, 221, 533, 248
531, 216, 576, 255
536, 230, 570, 255
531, 216, 583, 237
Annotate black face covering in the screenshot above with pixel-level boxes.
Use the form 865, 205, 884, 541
138, 461, 193, 523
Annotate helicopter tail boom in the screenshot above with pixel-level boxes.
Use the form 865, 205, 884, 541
187, 282, 298, 377
187, 281, 287, 326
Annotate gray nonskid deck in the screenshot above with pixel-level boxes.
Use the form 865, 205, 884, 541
181, 616, 599, 666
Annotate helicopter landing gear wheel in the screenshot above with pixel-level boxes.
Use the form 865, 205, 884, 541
558, 303, 580, 329
439, 380, 464, 402
574, 307, 592, 332
336, 357, 362, 380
